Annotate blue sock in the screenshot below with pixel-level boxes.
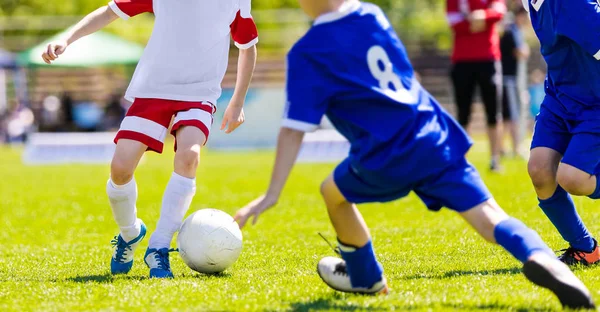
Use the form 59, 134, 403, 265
588, 175, 600, 199
494, 218, 553, 263
539, 186, 594, 251
338, 240, 383, 288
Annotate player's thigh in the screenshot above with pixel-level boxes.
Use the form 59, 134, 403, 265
320, 174, 350, 208
558, 132, 600, 194
331, 158, 411, 205
172, 105, 214, 150
413, 158, 491, 213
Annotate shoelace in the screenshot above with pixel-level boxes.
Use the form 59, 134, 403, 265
153, 248, 179, 270
318, 233, 341, 255
110, 236, 131, 263
557, 247, 589, 264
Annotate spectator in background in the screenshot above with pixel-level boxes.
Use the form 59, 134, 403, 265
102, 93, 127, 131
501, 7, 530, 158
447, 0, 506, 171
60, 92, 74, 131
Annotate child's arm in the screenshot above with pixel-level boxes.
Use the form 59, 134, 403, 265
234, 127, 304, 228
220, 45, 257, 133
42, 6, 118, 64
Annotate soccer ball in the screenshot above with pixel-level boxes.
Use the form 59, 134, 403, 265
177, 209, 243, 274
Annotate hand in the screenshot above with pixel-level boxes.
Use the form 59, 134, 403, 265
468, 10, 486, 33
41, 41, 68, 64
220, 101, 245, 134
234, 194, 278, 228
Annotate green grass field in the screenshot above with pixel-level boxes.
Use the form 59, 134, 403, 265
1, 141, 600, 311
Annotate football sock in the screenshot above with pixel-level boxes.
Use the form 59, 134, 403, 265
539, 186, 594, 252
148, 172, 196, 249
106, 178, 141, 242
494, 218, 553, 263
587, 175, 600, 200
338, 240, 384, 288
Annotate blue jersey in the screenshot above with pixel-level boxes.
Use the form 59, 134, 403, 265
283, 2, 471, 182
527, 0, 600, 117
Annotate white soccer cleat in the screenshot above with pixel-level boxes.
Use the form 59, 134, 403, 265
317, 256, 388, 295
523, 252, 595, 309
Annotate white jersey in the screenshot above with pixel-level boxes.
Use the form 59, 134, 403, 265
108, 0, 258, 104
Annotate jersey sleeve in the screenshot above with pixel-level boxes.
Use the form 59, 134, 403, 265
557, 0, 600, 60
282, 51, 330, 132
230, 1, 258, 50
484, 0, 506, 25
108, 0, 153, 20
446, 0, 470, 35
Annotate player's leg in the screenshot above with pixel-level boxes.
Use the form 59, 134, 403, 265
146, 104, 212, 278
107, 99, 172, 274
478, 61, 503, 171
450, 62, 476, 130
552, 132, 600, 264
460, 199, 594, 309
316, 173, 388, 295
107, 139, 148, 274
502, 76, 521, 156
528, 105, 595, 261
416, 159, 594, 309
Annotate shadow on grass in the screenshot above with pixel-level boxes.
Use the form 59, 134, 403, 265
178, 271, 233, 279
288, 297, 554, 312
441, 303, 554, 312
402, 267, 522, 280
65, 273, 145, 283
288, 297, 388, 311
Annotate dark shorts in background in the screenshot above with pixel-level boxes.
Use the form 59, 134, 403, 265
451, 61, 503, 127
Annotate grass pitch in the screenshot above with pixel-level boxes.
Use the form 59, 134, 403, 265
1, 141, 600, 311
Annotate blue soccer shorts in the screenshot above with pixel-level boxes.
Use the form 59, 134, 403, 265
333, 157, 491, 212
531, 100, 600, 175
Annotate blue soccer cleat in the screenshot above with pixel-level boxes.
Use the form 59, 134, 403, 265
110, 219, 147, 275
144, 247, 177, 279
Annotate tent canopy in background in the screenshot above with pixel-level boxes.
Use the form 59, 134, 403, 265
17, 30, 144, 67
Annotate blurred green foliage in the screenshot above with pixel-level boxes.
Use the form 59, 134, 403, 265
0, 0, 451, 51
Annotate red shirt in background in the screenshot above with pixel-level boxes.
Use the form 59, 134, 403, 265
446, 0, 506, 63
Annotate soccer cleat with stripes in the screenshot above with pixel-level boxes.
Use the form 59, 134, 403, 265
523, 252, 595, 310
145, 247, 177, 279
110, 219, 147, 275
317, 256, 389, 295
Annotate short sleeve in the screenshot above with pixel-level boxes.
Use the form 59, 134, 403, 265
282, 51, 330, 132
557, 0, 600, 60
108, 0, 153, 20
230, 11, 259, 49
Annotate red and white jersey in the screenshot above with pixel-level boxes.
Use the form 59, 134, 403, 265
108, 0, 259, 103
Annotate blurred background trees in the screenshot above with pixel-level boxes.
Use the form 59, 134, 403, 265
0, 0, 451, 52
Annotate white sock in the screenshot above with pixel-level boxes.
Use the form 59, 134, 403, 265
148, 172, 196, 249
106, 178, 141, 242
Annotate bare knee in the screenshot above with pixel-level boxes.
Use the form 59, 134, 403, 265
557, 164, 594, 196
174, 148, 200, 177
111, 157, 136, 185
527, 159, 556, 189
320, 177, 347, 210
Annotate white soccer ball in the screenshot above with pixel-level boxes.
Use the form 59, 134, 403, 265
177, 209, 243, 274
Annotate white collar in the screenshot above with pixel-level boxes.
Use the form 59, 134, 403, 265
313, 1, 361, 26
